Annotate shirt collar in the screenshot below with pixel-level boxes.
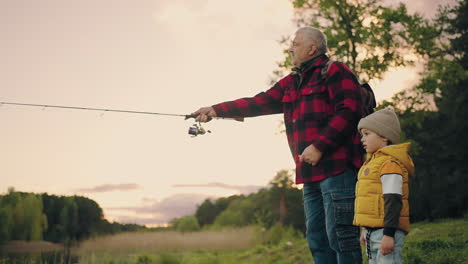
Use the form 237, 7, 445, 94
292, 54, 327, 74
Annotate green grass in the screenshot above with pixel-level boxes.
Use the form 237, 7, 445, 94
401, 219, 468, 264
2, 219, 467, 264
78, 219, 467, 264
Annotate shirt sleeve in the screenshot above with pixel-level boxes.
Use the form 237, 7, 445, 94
211, 80, 285, 118
380, 160, 404, 237
311, 62, 363, 154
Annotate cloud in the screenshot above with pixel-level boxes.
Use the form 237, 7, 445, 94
74, 183, 141, 193
172, 182, 263, 195
106, 193, 214, 225
105, 182, 265, 225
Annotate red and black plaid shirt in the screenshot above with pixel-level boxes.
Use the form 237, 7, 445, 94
212, 55, 364, 184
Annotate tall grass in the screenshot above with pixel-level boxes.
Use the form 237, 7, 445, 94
75, 226, 254, 254
2, 219, 466, 264
1, 241, 64, 253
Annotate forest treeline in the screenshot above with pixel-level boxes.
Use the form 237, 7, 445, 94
0, 188, 145, 244
171, 170, 305, 233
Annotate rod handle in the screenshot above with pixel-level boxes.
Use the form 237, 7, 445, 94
184, 114, 244, 122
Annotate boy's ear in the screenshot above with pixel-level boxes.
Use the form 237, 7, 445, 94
382, 137, 389, 145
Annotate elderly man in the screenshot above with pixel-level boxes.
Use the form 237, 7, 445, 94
193, 27, 363, 264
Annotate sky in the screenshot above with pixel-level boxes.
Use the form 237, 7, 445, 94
0, 0, 456, 226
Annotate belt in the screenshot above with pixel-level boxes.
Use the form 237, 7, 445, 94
366, 228, 373, 260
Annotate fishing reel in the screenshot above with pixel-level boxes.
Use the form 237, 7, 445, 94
188, 122, 211, 137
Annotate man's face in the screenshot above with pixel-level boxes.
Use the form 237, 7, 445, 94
288, 31, 316, 67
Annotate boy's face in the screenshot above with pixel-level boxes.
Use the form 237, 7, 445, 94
360, 128, 388, 153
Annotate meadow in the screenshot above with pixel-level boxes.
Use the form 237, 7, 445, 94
1, 219, 467, 264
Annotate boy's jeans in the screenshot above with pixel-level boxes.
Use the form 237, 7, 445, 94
303, 169, 362, 264
365, 228, 405, 264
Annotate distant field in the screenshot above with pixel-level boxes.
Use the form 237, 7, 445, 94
75, 226, 255, 254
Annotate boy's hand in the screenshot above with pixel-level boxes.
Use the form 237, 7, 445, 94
380, 235, 395, 255
360, 229, 366, 245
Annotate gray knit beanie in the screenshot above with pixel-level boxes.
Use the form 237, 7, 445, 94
358, 108, 401, 144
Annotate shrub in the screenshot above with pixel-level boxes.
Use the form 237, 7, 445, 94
255, 223, 300, 246
173, 216, 200, 233
136, 254, 156, 264
158, 253, 180, 264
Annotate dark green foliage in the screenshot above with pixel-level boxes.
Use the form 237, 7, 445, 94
0, 189, 46, 242
195, 195, 241, 227
136, 254, 157, 264
0, 190, 146, 244
74, 195, 103, 239
193, 170, 305, 232
268, 170, 305, 231
284, 0, 468, 223
273, 0, 435, 83
0, 207, 12, 242
171, 216, 201, 232
381, 0, 468, 222
283, 186, 305, 231
195, 199, 218, 227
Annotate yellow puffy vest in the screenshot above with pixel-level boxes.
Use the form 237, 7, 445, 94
353, 143, 414, 233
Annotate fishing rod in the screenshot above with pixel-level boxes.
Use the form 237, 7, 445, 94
0, 101, 244, 137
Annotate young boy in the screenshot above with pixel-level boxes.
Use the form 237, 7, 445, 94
353, 108, 415, 264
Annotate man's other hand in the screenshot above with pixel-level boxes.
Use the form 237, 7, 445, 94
299, 144, 322, 166
192, 106, 217, 122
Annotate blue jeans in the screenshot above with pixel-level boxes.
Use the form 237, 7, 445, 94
365, 228, 405, 264
303, 169, 362, 264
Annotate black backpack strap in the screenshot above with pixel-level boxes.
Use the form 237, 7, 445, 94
322, 60, 363, 84
320, 60, 335, 81
361, 83, 377, 114
320, 60, 376, 115
321, 60, 360, 83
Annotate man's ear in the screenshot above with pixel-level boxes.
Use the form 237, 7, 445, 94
307, 44, 317, 56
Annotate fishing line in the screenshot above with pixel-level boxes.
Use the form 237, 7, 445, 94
0, 101, 243, 136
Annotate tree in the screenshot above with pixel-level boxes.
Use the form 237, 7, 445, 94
213, 198, 256, 227
12, 196, 26, 240
74, 195, 104, 239
273, 0, 435, 83
195, 199, 218, 227
384, 0, 468, 221
269, 170, 294, 225
1, 190, 146, 244
23, 194, 46, 241
0, 191, 47, 241
171, 216, 200, 233
194, 195, 242, 227
0, 205, 13, 243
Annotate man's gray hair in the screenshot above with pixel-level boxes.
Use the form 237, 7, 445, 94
298, 27, 328, 55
